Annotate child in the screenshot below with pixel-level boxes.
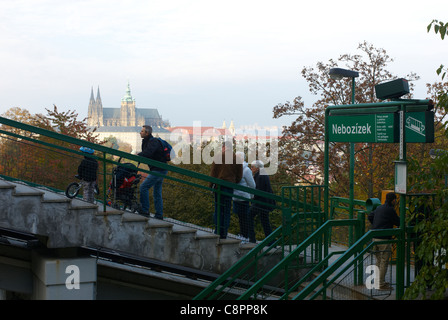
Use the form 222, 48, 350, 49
77, 147, 98, 203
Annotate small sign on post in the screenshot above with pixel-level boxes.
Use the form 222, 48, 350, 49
394, 161, 407, 194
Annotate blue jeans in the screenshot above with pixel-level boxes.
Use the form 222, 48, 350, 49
140, 170, 167, 219
214, 186, 233, 239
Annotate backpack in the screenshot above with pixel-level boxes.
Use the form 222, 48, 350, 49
155, 137, 173, 162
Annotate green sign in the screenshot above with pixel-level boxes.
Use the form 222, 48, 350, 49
329, 113, 397, 143
405, 111, 434, 143
328, 111, 434, 143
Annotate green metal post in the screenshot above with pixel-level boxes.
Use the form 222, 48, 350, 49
349, 76, 356, 246
103, 152, 107, 212
324, 108, 330, 262
216, 185, 221, 238
396, 105, 407, 299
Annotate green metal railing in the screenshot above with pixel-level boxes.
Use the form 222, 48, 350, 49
0, 116, 281, 238
232, 221, 418, 300
329, 196, 368, 245
193, 185, 326, 300
195, 195, 420, 300
0, 115, 424, 300
236, 219, 361, 300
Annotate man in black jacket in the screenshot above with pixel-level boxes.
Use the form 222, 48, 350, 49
138, 125, 167, 219
368, 192, 400, 290
247, 160, 276, 243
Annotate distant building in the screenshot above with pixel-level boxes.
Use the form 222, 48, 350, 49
87, 82, 170, 153
87, 82, 169, 128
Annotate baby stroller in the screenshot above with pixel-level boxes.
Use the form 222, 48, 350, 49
107, 162, 142, 213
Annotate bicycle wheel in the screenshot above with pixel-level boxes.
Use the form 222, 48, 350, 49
65, 182, 81, 198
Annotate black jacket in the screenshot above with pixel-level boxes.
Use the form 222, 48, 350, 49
138, 135, 165, 171
368, 203, 400, 239
253, 171, 276, 211
77, 156, 98, 182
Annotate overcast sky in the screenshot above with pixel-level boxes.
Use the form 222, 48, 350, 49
0, 0, 447, 132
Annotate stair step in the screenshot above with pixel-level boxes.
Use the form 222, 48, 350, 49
0, 179, 16, 190
0, 178, 258, 276
11, 183, 45, 197
121, 212, 149, 222
171, 224, 197, 235
95, 207, 123, 216
69, 198, 98, 210
195, 229, 219, 240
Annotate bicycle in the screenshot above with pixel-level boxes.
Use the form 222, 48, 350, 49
65, 175, 99, 199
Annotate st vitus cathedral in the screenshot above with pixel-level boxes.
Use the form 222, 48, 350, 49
87, 82, 169, 128
87, 82, 170, 153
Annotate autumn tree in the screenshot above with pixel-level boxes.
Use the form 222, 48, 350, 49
404, 20, 448, 300
0, 106, 101, 190
274, 41, 421, 200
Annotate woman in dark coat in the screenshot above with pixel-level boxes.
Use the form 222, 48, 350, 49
247, 160, 276, 243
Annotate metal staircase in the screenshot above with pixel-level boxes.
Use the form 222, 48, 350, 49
0, 115, 419, 300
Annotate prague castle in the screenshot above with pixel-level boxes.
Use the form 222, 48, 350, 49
87, 82, 169, 128
87, 82, 170, 153
87, 82, 240, 154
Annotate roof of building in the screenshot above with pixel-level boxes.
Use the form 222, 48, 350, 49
102, 107, 162, 119
95, 126, 170, 133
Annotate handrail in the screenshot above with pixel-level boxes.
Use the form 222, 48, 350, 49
292, 228, 401, 300
193, 185, 326, 300
0, 116, 282, 209
237, 219, 360, 300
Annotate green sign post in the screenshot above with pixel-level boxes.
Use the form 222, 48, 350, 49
328, 111, 434, 143
324, 99, 434, 300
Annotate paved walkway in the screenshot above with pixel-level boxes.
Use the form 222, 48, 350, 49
326, 243, 415, 300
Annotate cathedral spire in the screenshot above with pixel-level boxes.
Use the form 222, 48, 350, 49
87, 87, 96, 125
122, 81, 134, 102
95, 86, 103, 126
96, 86, 102, 106
89, 87, 95, 105
229, 120, 235, 136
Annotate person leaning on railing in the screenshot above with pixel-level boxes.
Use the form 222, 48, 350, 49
232, 151, 256, 243
209, 141, 243, 239
368, 192, 400, 290
77, 147, 98, 204
247, 160, 276, 244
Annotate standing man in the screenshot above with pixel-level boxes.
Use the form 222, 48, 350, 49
233, 151, 256, 242
368, 192, 400, 290
138, 125, 168, 219
210, 141, 243, 239
247, 160, 275, 243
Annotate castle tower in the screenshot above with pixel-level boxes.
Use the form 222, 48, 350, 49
87, 86, 103, 127
120, 81, 136, 126
229, 120, 236, 136
95, 87, 104, 126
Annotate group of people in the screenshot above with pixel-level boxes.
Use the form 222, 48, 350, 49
76, 125, 275, 243
77, 125, 401, 287
210, 141, 275, 242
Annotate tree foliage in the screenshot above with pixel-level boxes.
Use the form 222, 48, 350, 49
273, 41, 419, 199
404, 20, 448, 300
0, 106, 101, 190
